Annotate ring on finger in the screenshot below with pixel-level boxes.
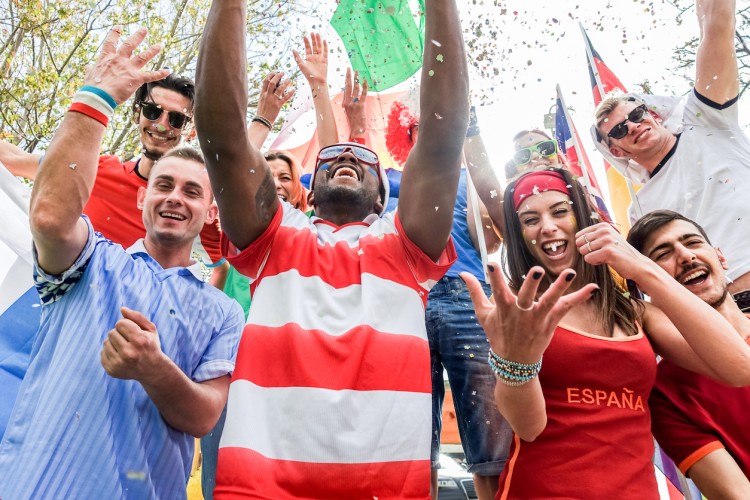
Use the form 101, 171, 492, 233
586, 241, 593, 253
353, 97, 360, 103
275, 93, 283, 99
583, 234, 590, 244
515, 296, 534, 312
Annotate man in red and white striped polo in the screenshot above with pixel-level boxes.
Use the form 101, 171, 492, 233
194, 0, 469, 497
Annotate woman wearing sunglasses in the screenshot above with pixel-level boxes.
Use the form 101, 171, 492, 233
461, 167, 750, 498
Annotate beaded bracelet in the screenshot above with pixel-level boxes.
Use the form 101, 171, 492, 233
251, 115, 273, 130
69, 86, 117, 127
488, 349, 542, 386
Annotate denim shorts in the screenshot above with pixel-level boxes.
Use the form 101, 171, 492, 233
426, 276, 513, 476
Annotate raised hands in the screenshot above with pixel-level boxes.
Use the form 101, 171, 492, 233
255, 71, 294, 126
86, 26, 170, 105
292, 32, 329, 96
101, 307, 165, 381
342, 68, 368, 140
462, 265, 598, 364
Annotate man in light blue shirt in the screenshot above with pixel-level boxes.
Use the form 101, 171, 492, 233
0, 27, 243, 499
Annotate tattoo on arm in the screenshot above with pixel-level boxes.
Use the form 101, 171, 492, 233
255, 171, 278, 223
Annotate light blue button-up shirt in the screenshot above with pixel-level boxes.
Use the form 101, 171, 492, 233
0, 217, 244, 500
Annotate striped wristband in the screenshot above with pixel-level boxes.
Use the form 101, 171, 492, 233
69, 86, 117, 127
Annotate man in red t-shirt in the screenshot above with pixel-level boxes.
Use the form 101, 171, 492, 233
628, 210, 750, 497
0, 75, 223, 272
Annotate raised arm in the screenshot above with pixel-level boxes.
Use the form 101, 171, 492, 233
695, 0, 738, 103
464, 107, 505, 237
398, 0, 469, 261
293, 33, 339, 148
196, 0, 278, 251
342, 68, 368, 143
30, 28, 167, 276
247, 71, 294, 149
0, 141, 41, 180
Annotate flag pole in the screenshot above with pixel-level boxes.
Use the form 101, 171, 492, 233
556, 84, 594, 194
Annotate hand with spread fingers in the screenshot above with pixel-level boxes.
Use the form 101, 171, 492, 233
342, 68, 369, 141
85, 26, 170, 105
101, 306, 166, 381
461, 264, 598, 365
575, 222, 650, 281
256, 71, 295, 124
292, 32, 329, 97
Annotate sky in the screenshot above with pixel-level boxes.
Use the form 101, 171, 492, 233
270, 0, 749, 209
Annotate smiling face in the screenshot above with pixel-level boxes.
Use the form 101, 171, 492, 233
641, 219, 729, 307
513, 131, 561, 172
516, 190, 578, 276
311, 145, 382, 218
597, 101, 670, 161
137, 86, 192, 161
137, 156, 216, 248
269, 158, 294, 203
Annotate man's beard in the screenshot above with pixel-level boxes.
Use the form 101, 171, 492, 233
313, 183, 378, 216
142, 146, 163, 161
707, 284, 730, 309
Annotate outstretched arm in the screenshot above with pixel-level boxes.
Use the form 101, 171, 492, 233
293, 33, 338, 148
463, 265, 597, 441
398, 0, 469, 261
196, 0, 278, 251
0, 141, 41, 180
342, 68, 368, 143
30, 27, 167, 275
688, 450, 750, 499
695, 0, 738, 103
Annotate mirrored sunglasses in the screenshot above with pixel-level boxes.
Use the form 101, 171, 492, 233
513, 139, 558, 166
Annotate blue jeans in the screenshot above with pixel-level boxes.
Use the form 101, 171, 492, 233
426, 276, 512, 475
200, 405, 227, 500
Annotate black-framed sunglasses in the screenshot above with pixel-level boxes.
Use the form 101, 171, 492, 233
137, 101, 192, 129
316, 144, 380, 166
606, 104, 649, 141
513, 139, 558, 166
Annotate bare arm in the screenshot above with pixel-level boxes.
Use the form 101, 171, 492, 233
398, 0, 469, 261
463, 265, 597, 441
293, 33, 338, 148
342, 68, 368, 143
695, 0, 738, 103
247, 71, 294, 150
688, 449, 750, 499
196, 0, 278, 251
31, 28, 167, 275
101, 307, 228, 437
466, 180, 501, 255
578, 223, 750, 386
464, 121, 505, 237
0, 141, 41, 180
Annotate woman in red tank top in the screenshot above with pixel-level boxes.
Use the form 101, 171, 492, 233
461, 168, 750, 498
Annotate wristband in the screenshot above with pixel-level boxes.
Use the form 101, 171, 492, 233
69, 86, 117, 127
349, 136, 366, 145
488, 349, 542, 386
252, 116, 273, 130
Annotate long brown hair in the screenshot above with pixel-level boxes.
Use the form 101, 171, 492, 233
501, 167, 641, 336
265, 150, 307, 211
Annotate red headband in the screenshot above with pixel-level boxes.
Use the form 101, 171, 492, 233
512, 171, 570, 209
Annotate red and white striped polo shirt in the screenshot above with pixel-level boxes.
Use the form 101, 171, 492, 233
215, 203, 456, 499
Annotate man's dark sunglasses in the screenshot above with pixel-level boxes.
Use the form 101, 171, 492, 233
606, 104, 649, 141
137, 101, 192, 129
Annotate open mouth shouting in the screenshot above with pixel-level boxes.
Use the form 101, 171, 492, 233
678, 266, 710, 287
329, 164, 362, 182
542, 239, 568, 258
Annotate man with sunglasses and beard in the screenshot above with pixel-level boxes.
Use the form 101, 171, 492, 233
194, 0, 467, 497
627, 210, 750, 497
593, 0, 750, 313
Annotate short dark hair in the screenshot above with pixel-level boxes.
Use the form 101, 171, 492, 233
627, 210, 712, 253
132, 73, 195, 115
